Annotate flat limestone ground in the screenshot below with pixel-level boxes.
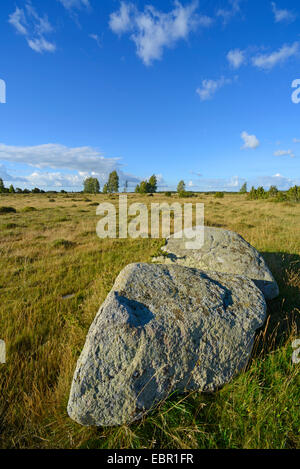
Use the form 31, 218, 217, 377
0, 193, 299, 449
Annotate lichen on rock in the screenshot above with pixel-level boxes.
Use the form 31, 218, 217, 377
152, 226, 279, 300
67, 263, 266, 427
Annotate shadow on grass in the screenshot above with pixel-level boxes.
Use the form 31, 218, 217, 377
253, 251, 300, 357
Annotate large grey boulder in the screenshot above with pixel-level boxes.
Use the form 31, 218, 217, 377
67, 263, 266, 427
152, 226, 279, 300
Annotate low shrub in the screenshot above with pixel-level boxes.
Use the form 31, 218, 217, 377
3, 223, 18, 229
287, 185, 300, 202
248, 185, 300, 202
21, 206, 37, 212
52, 239, 75, 249
0, 206, 16, 214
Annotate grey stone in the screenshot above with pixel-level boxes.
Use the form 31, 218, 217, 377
67, 263, 266, 427
152, 226, 279, 300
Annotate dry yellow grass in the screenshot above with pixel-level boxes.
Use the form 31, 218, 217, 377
0, 192, 299, 449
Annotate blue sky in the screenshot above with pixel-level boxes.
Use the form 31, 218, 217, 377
0, 0, 300, 191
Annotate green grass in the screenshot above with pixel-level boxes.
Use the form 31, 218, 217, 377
0, 192, 299, 449
20, 206, 37, 213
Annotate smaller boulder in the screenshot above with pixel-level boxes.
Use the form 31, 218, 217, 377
152, 226, 279, 300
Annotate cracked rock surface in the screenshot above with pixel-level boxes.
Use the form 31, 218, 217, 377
152, 226, 279, 300
67, 263, 266, 427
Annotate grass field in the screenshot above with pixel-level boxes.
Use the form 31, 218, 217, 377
0, 192, 299, 449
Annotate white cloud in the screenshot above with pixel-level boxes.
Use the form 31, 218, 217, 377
185, 173, 299, 191
25, 169, 139, 190
109, 1, 212, 66
185, 175, 245, 191
271, 2, 296, 23
0, 143, 141, 189
0, 143, 119, 173
196, 76, 233, 101
9, 4, 56, 53
293, 138, 300, 143
0, 164, 27, 183
155, 174, 166, 185
28, 37, 56, 53
241, 131, 260, 149
256, 173, 300, 189
58, 0, 90, 10
109, 2, 135, 34
89, 34, 102, 48
228, 175, 242, 187
8, 7, 28, 35
58, 0, 90, 25
26, 171, 84, 188
25, 3, 54, 35
227, 48, 245, 68
274, 149, 295, 158
252, 42, 299, 69
217, 0, 241, 24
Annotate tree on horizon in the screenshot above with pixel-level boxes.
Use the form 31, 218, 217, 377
240, 182, 247, 193
177, 180, 186, 194
107, 171, 119, 193
0, 178, 5, 193
135, 175, 158, 194
83, 177, 100, 194
148, 175, 157, 193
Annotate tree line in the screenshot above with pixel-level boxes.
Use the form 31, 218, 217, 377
0, 178, 45, 194
0, 172, 121, 195
84, 173, 159, 195
1, 175, 299, 201
238, 182, 300, 202
83, 171, 120, 194
248, 184, 300, 202
135, 175, 157, 194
